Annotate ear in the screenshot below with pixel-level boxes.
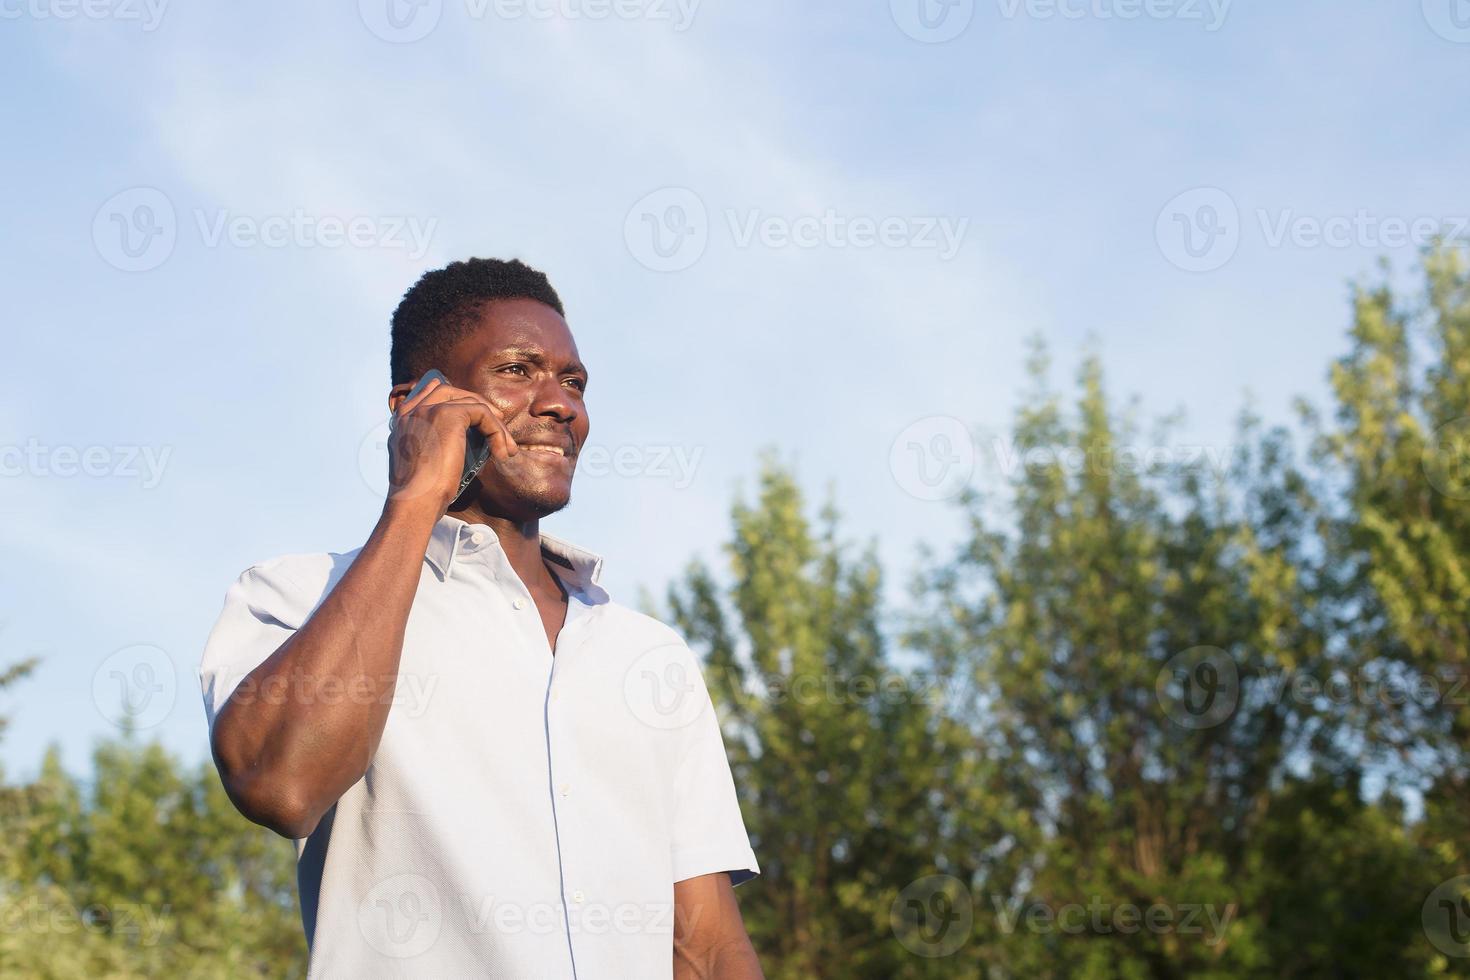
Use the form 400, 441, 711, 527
388, 382, 414, 414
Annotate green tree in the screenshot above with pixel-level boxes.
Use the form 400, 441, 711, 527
1314, 247, 1470, 767
1312, 246, 1470, 977
906, 340, 1380, 977
0, 665, 303, 978
663, 457, 1016, 978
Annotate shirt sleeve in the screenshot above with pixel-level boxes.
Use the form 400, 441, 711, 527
668, 651, 760, 887
198, 559, 314, 730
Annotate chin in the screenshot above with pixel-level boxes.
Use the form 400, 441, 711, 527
511, 482, 573, 519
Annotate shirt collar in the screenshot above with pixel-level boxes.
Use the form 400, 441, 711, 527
424, 514, 607, 601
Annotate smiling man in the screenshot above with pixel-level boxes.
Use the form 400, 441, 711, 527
198, 259, 762, 978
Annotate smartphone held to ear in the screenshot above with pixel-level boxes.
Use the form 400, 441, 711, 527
395, 368, 493, 502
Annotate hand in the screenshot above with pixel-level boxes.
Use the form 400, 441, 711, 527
385, 373, 518, 512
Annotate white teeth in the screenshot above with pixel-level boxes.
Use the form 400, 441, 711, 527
524, 445, 565, 456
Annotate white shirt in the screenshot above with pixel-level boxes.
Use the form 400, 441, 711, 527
199, 514, 759, 979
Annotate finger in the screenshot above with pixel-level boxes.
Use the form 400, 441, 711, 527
434, 397, 519, 460
396, 375, 444, 418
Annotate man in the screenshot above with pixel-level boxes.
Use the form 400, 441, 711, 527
199, 258, 763, 978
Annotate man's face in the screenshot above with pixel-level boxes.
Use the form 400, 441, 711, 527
442, 298, 589, 521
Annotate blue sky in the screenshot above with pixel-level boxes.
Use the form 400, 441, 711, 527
2, 0, 1468, 777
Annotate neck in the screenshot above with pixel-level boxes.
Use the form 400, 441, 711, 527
447, 502, 554, 590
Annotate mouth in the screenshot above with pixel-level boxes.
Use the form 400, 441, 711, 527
518, 442, 574, 460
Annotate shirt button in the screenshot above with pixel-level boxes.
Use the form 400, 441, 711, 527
513, 598, 527, 610
559, 783, 570, 797
469, 531, 485, 545
572, 890, 585, 904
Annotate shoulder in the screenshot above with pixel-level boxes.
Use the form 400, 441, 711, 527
226, 547, 363, 620
592, 600, 690, 648
586, 600, 714, 685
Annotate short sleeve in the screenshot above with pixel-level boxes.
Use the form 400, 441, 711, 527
198, 560, 315, 729
669, 656, 760, 887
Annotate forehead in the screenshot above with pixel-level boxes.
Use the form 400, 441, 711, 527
450, 298, 581, 366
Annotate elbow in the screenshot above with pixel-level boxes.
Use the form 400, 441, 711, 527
222, 766, 323, 840
210, 727, 323, 840
245, 788, 322, 840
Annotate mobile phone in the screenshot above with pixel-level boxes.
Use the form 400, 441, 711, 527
394, 368, 493, 502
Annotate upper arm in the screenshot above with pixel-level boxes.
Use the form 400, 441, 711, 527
200, 560, 313, 729
663, 638, 760, 885
672, 872, 762, 980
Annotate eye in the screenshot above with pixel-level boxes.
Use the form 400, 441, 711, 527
500, 364, 529, 377
564, 377, 587, 392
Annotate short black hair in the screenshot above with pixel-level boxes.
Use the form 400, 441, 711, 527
389, 257, 565, 385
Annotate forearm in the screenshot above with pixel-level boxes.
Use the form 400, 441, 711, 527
211, 497, 439, 836
673, 875, 764, 980
674, 938, 764, 980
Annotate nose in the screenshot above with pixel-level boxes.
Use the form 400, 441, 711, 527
529, 376, 578, 425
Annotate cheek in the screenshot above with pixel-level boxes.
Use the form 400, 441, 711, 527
484, 388, 526, 417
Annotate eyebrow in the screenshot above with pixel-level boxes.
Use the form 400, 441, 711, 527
497, 347, 588, 377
